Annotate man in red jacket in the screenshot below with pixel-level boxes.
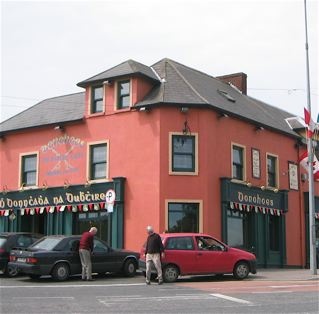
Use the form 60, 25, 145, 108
79, 227, 97, 281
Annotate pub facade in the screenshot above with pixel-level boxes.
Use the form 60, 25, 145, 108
1, 58, 318, 268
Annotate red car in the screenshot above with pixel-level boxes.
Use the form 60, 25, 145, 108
139, 233, 257, 282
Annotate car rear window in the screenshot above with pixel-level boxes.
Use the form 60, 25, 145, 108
165, 236, 194, 250
31, 238, 62, 250
0, 237, 7, 248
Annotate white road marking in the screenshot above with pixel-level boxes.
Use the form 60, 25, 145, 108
210, 293, 252, 305
252, 291, 292, 294
11, 296, 74, 299
269, 284, 318, 288
0, 283, 146, 289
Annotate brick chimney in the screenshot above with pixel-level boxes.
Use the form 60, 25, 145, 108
216, 72, 247, 95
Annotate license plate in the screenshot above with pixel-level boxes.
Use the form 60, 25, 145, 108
17, 258, 26, 263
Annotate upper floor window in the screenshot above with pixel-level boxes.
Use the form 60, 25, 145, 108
21, 154, 37, 186
267, 154, 278, 187
117, 80, 130, 109
89, 143, 107, 180
91, 86, 104, 113
232, 145, 244, 181
171, 134, 197, 174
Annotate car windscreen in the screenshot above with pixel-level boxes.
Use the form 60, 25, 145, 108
0, 237, 7, 248
31, 238, 62, 250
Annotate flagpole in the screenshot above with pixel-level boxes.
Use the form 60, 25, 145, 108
303, 0, 317, 275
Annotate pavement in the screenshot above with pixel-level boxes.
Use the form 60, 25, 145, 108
254, 268, 319, 281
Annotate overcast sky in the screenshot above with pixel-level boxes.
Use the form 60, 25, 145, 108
1, 0, 318, 123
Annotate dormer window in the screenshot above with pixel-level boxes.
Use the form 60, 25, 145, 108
117, 80, 130, 109
91, 85, 104, 114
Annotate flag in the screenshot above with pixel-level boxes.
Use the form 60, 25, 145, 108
299, 150, 319, 180
304, 108, 317, 138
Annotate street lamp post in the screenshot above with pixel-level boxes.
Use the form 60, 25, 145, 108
303, 0, 317, 275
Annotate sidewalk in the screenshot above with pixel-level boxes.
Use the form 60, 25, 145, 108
254, 268, 319, 281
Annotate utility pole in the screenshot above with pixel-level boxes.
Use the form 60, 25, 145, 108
303, 0, 317, 275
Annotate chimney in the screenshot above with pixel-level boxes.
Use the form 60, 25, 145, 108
216, 72, 247, 95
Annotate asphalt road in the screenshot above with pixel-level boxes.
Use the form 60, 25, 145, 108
0, 273, 318, 314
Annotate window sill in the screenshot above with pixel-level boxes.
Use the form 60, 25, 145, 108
169, 171, 198, 176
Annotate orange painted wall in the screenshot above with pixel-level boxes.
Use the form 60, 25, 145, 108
1, 77, 318, 265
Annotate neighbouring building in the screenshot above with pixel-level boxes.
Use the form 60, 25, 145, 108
0, 58, 318, 268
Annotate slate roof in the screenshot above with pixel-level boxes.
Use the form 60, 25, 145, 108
0, 58, 299, 138
136, 58, 298, 137
0, 92, 85, 133
77, 59, 160, 87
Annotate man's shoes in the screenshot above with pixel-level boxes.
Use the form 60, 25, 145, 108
87, 278, 95, 281
146, 280, 151, 285
158, 280, 163, 285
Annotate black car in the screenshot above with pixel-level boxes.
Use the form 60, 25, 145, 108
8, 235, 140, 281
0, 232, 43, 277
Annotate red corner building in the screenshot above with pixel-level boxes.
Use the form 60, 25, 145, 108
0, 58, 318, 268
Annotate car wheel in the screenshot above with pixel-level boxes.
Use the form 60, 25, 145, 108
29, 274, 41, 280
233, 261, 249, 280
51, 263, 70, 281
5, 265, 19, 277
163, 265, 179, 283
123, 259, 137, 277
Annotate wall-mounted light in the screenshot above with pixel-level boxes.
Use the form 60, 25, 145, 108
64, 180, 70, 189
2, 185, 8, 194
273, 188, 279, 193
85, 180, 91, 188
139, 107, 150, 112
218, 112, 229, 119
301, 173, 308, 182
246, 182, 252, 188
255, 126, 264, 132
19, 183, 25, 192
260, 185, 265, 191
182, 120, 191, 135
180, 107, 189, 114
42, 181, 48, 191
103, 80, 113, 86
54, 125, 64, 131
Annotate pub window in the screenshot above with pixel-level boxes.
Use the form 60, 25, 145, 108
232, 145, 245, 181
21, 154, 37, 186
90, 85, 104, 114
117, 80, 130, 109
267, 154, 278, 188
89, 143, 107, 180
171, 134, 197, 173
168, 202, 199, 233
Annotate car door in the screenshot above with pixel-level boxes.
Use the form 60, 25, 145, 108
62, 238, 81, 274
164, 236, 197, 275
195, 236, 230, 274
91, 239, 120, 274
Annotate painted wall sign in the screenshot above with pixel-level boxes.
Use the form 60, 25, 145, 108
40, 134, 85, 176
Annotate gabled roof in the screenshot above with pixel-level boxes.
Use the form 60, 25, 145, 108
77, 59, 160, 87
136, 58, 297, 137
0, 58, 299, 138
0, 92, 85, 133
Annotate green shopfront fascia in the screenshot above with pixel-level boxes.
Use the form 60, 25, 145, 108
0, 177, 125, 249
221, 178, 288, 268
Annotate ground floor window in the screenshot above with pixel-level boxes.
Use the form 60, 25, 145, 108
76, 211, 109, 243
168, 202, 199, 232
226, 210, 252, 249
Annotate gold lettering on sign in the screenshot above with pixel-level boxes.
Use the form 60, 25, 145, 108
237, 192, 274, 206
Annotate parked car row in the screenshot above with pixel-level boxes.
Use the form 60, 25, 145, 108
2, 232, 258, 282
